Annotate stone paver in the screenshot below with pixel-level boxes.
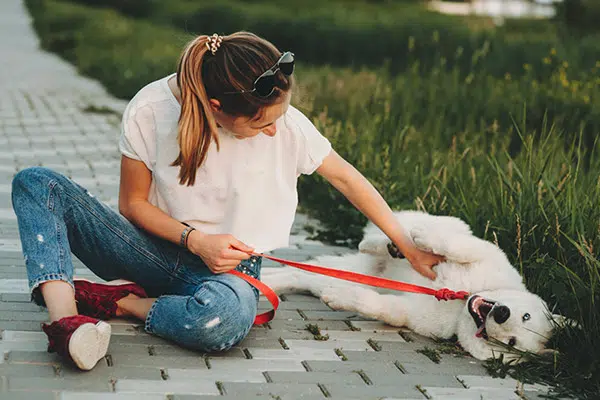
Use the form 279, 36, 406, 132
0, 0, 556, 398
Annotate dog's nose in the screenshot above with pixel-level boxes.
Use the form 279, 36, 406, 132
493, 305, 511, 324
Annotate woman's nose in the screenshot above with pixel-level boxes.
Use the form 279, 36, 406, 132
263, 125, 277, 136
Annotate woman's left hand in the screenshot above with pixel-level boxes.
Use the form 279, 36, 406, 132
397, 239, 445, 280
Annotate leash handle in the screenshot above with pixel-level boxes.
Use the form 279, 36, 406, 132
228, 250, 469, 325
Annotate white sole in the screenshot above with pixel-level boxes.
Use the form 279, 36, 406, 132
74, 278, 136, 286
68, 321, 112, 371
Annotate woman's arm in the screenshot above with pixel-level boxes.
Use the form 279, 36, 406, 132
118, 156, 252, 272
118, 156, 191, 245
315, 150, 443, 280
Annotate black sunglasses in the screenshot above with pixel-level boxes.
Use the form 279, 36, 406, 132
224, 52, 295, 97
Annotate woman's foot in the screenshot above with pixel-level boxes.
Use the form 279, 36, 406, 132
42, 315, 111, 371
74, 279, 148, 320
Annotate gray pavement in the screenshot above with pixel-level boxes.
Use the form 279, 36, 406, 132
0, 0, 552, 398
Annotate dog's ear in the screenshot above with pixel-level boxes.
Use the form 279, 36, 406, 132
550, 314, 581, 329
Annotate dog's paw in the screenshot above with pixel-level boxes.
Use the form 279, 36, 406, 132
321, 287, 357, 311
321, 286, 381, 316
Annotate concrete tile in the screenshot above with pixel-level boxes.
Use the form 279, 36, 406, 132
208, 358, 305, 372
323, 383, 424, 399
60, 393, 165, 400
59, 363, 163, 381
0, 393, 55, 400
423, 386, 521, 399
400, 361, 488, 376
0, 363, 56, 378
320, 329, 407, 343
115, 379, 219, 395
7, 350, 62, 364
108, 354, 207, 369
304, 360, 401, 374
267, 370, 365, 385
285, 339, 374, 352
8, 377, 112, 392
342, 350, 434, 363
167, 368, 266, 383
247, 347, 342, 361
2, 330, 46, 341
457, 375, 550, 392
366, 373, 463, 388
221, 382, 324, 398
348, 321, 405, 332
301, 310, 372, 321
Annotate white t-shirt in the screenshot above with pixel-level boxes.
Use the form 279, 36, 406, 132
119, 74, 332, 252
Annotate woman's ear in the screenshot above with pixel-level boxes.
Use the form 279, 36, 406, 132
209, 99, 222, 113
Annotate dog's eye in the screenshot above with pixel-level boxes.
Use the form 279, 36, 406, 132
508, 337, 517, 347
522, 313, 531, 322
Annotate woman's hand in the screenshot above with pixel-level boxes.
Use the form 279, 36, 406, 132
186, 230, 254, 273
396, 237, 445, 280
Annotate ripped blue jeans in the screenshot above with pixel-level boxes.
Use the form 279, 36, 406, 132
11, 167, 260, 352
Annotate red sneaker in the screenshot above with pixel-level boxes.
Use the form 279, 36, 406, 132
74, 279, 148, 320
42, 315, 111, 370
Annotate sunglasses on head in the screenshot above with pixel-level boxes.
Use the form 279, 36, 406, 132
224, 51, 295, 98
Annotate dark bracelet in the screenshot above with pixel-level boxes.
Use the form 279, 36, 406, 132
183, 227, 196, 248
179, 222, 195, 248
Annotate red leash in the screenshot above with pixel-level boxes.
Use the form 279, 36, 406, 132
229, 251, 470, 325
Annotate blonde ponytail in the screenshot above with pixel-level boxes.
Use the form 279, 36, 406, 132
172, 35, 220, 186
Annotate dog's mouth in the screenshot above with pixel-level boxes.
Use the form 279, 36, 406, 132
468, 295, 497, 340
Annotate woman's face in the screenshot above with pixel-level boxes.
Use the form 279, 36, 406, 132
211, 93, 291, 139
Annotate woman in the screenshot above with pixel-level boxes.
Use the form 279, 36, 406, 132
11, 32, 442, 371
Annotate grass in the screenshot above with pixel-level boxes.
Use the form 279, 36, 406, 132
434, 336, 470, 357
416, 346, 442, 364
305, 323, 330, 341
24, 0, 600, 397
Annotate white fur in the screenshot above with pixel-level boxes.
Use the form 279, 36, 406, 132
262, 211, 556, 362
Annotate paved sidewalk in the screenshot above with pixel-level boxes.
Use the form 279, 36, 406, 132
0, 1, 553, 399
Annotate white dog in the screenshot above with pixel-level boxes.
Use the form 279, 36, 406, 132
262, 211, 559, 362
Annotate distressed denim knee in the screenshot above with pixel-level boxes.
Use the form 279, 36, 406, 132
145, 275, 257, 352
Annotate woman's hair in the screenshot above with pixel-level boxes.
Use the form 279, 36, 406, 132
172, 31, 293, 186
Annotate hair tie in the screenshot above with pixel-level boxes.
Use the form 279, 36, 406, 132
206, 33, 223, 55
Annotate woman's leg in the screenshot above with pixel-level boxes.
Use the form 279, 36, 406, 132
12, 166, 260, 353
11, 167, 188, 308
11, 167, 183, 369
39, 281, 78, 322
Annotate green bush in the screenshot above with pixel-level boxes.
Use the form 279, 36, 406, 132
65, 0, 157, 17
56, 0, 600, 81
138, 0, 600, 80
557, 0, 600, 34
